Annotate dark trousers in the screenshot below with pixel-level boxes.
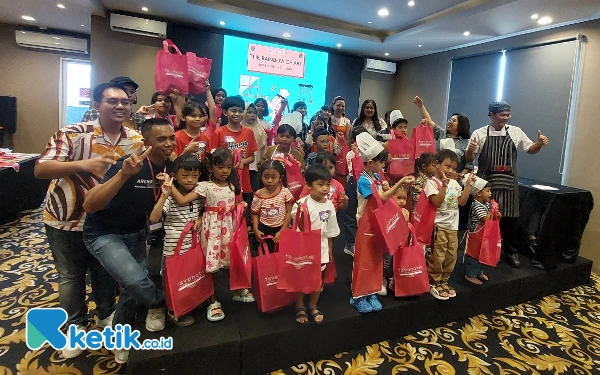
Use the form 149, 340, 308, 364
343, 176, 358, 247
255, 222, 282, 254
500, 216, 519, 255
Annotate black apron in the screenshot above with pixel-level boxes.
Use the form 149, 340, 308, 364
477, 126, 519, 217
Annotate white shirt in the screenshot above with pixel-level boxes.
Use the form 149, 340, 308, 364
470, 125, 535, 154
424, 177, 462, 230
291, 196, 340, 264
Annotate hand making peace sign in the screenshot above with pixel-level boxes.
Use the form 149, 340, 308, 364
122, 145, 152, 177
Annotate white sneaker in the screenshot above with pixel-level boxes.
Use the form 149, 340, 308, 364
96, 311, 115, 330
145, 308, 166, 332
113, 348, 129, 364
60, 325, 86, 359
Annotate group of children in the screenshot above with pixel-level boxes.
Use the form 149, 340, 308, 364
150, 92, 499, 326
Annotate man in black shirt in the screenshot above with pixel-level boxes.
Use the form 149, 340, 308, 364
82, 118, 174, 364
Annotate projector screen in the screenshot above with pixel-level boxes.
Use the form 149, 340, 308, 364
222, 35, 329, 121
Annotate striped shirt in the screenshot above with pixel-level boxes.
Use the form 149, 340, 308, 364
163, 196, 203, 256
38, 120, 143, 231
251, 187, 295, 227
469, 200, 491, 232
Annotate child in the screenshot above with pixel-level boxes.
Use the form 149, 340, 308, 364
299, 152, 348, 212
411, 152, 436, 212
209, 95, 258, 196
211, 87, 227, 125
350, 133, 414, 313
425, 149, 475, 300
305, 116, 326, 147
251, 160, 294, 253
386, 186, 411, 291
306, 129, 336, 167
149, 155, 202, 327
291, 164, 340, 324
172, 101, 211, 161
254, 98, 272, 145
261, 124, 306, 170
393, 187, 410, 222
465, 181, 500, 285
170, 148, 254, 321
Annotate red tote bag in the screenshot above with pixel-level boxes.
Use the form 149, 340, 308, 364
252, 241, 295, 313
283, 154, 305, 199
479, 201, 502, 267
351, 153, 364, 182
155, 39, 189, 95
323, 257, 337, 285
393, 225, 430, 297
411, 120, 436, 158
186, 52, 212, 94
164, 222, 213, 317
230, 205, 252, 290
276, 203, 322, 294
371, 181, 410, 255
387, 136, 415, 180
411, 179, 441, 245
335, 133, 350, 176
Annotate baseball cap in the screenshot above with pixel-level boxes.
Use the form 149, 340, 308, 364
109, 76, 139, 90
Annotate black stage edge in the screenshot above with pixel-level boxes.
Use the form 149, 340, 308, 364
127, 243, 592, 375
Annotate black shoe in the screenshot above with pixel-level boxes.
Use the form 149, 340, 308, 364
506, 253, 521, 268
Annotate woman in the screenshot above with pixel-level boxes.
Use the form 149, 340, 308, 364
413, 96, 473, 176
353, 99, 387, 140
244, 103, 267, 192
328, 96, 352, 185
254, 98, 273, 145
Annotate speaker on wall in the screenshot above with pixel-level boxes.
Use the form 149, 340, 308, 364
0, 96, 16, 134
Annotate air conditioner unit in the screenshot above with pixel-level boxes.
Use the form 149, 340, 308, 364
15, 30, 88, 54
364, 59, 396, 74
110, 14, 166, 39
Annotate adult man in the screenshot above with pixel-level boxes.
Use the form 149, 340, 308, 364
35, 83, 144, 359
465, 101, 549, 268
82, 118, 175, 364
82, 76, 146, 130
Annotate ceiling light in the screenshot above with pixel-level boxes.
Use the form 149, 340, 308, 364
54, 42, 60, 45
408, 0, 415, 6
336, 43, 342, 48
378, 8, 389, 17
463, 31, 470, 36
80, 24, 85, 27
141, 6, 149, 11
418, 44, 422, 47
531, 13, 539, 19
219, 21, 225, 26
57, 3, 65, 9
385, 52, 390, 56
282, 32, 291, 38
52, 36, 61, 40
367, 21, 372, 24
537, 16, 552, 25
21, 15, 36, 21
20, 31, 26, 34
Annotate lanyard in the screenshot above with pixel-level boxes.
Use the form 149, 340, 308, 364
147, 160, 167, 202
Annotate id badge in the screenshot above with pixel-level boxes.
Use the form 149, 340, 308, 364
146, 214, 164, 232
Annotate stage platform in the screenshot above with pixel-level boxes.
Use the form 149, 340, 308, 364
127, 242, 592, 375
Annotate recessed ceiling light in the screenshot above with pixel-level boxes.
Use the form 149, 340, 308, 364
378, 8, 389, 17
20, 31, 26, 34
52, 36, 61, 40
141, 6, 149, 11
21, 15, 36, 21
531, 13, 539, 19
57, 3, 65, 9
54, 42, 60, 45
408, 0, 415, 7
336, 43, 342, 48
418, 44, 422, 47
219, 21, 225, 26
537, 16, 552, 25
385, 52, 390, 56
81, 24, 85, 27
463, 31, 470, 36
367, 21, 372, 24
282, 32, 291, 38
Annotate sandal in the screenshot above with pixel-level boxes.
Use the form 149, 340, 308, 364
308, 306, 324, 324
445, 283, 457, 298
429, 284, 449, 300
295, 307, 309, 324
232, 289, 255, 303
207, 301, 225, 322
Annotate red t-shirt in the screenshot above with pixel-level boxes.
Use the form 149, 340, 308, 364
209, 125, 258, 193
299, 178, 345, 211
173, 130, 210, 160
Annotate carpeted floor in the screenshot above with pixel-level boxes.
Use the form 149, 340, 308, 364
1, 209, 599, 375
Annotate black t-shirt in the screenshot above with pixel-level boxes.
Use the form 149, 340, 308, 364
83, 156, 173, 236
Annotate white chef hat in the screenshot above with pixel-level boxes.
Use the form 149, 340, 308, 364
280, 111, 303, 134
463, 174, 490, 196
357, 132, 384, 162
389, 109, 404, 126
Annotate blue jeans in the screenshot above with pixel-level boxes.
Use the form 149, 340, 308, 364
464, 255, 484, 278
45, 225, 116, 326
84, 230, 164, 327
344, 176, 358, 247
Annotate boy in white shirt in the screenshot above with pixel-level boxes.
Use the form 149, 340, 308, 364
425, 149, 475, 300
291, 164, 340, 324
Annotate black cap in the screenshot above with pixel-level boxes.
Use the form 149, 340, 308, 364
108, 76, 138, 90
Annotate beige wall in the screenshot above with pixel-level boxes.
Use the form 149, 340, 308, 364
359, 70, 395, 121
90, 15, 161, 113
393, 19, 600, 272
0, 23, 67, 153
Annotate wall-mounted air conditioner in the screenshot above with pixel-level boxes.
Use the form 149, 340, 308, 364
15, 30, 89, 54
110, 13, 167, 39
364, 59, 396, 74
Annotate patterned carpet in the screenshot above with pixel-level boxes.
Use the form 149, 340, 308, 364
1, 209, 599, 375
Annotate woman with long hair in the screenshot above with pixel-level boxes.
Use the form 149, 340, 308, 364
353, 99, 387, 139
